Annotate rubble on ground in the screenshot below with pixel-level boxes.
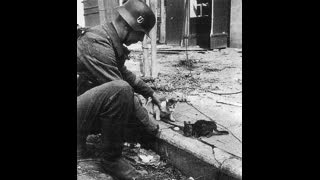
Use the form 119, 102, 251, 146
78, 134, 190, 180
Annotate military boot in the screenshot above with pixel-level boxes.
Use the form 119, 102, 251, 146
98, 144, 143, 180
77, 135, 91, 159
77, 146, 92, 159
78, 140, 114, 180
101, 157, 142, 180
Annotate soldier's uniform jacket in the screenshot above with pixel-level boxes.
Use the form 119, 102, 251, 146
77, 22, 154, 97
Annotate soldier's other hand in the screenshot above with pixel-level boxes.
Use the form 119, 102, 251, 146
151, 93, 165, 112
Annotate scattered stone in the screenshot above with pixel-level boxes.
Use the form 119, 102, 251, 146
173, 127, 180, 131
234, 48, 242, 53
137, 169, 148, 176
139, 154, 154, 163
134, 143, 141, 148
236, 79, 242, 85
212, 86, 220, 90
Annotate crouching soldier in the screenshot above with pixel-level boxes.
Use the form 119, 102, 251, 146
77, 0, 162, 179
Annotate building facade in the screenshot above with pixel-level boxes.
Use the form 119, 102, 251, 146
82, 0, 242, 49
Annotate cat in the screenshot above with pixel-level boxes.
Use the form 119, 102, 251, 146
191, 120, 229, 138
146, 97, 178, 122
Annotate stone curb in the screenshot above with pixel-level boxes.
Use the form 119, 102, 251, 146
154, 121, 242, 180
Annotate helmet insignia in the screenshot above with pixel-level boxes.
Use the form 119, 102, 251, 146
137, 16, 144, 24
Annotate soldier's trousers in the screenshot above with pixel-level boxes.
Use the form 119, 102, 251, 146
77, 80, 156, 159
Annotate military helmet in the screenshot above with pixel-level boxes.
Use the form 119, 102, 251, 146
115, 0, 156, 36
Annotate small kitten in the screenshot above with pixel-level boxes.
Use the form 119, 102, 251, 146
146, 97, 178, 122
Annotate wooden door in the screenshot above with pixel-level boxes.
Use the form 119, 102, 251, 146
210, 0, 231, 49
165, 0, 185, 45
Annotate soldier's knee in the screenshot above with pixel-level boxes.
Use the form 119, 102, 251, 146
95, 80, 133, 99
111, 80, 131, 91
106, 80, 133, 98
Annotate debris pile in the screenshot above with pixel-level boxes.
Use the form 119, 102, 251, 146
145, 73, 201, 94
78, 134, 192, 180
122, 143, 190, 180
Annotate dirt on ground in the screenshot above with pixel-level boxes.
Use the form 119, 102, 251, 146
127, 47, 242, 117
129, 47, 241, 97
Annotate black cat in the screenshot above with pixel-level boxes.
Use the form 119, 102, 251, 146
192, 120, 229, 138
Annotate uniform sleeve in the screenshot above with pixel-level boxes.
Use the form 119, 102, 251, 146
120, 65, 154, 98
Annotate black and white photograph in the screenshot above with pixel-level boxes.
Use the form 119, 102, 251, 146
77, 0, 242, 179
